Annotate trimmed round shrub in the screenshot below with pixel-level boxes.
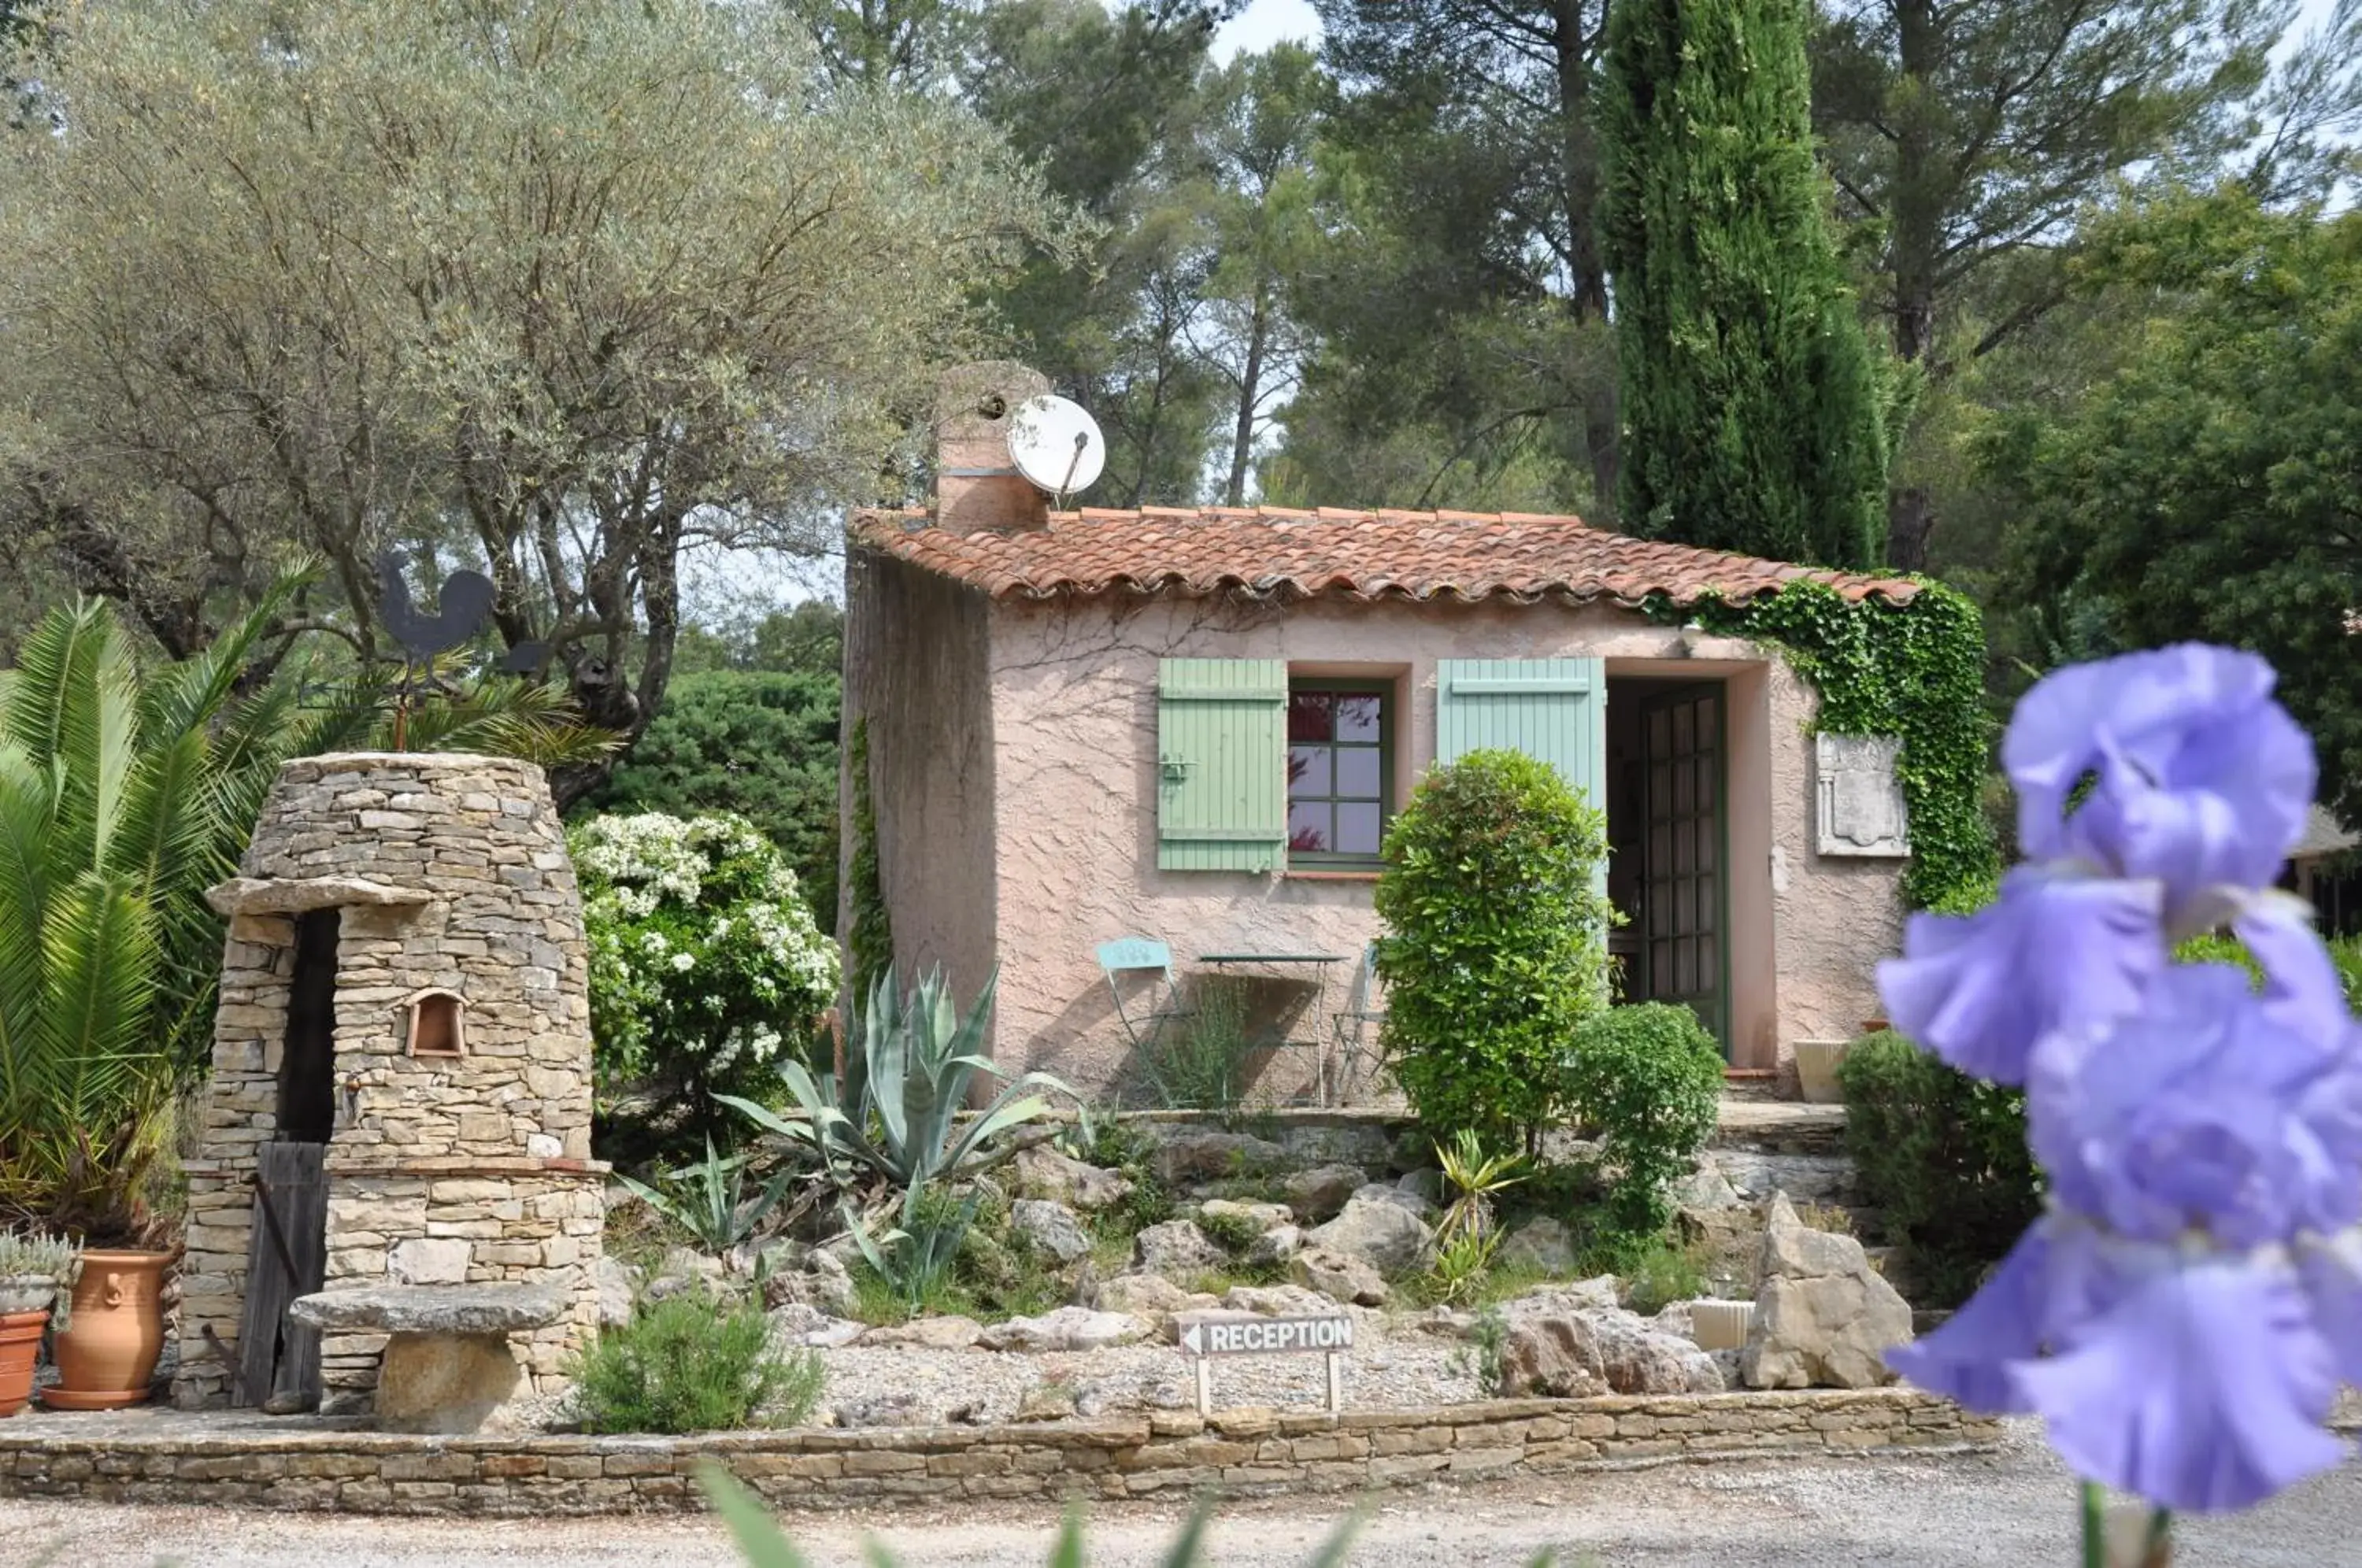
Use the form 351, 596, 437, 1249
572, 811, 840, 1160
1838, 1030, 2040, 1307
1373, 748, 1613, 1152
1560, 1001, 1724, 1247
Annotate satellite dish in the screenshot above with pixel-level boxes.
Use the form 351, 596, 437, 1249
1005, 394, 1105, 503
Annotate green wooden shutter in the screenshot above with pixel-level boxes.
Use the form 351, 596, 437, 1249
1157, 658, 1287, 872
1436, 657, 1609, 899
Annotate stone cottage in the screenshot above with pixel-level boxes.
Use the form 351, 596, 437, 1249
174, 753, 604, 1415
843, 363, 1920, 1101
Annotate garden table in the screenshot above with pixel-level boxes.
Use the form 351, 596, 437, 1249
1194, 952, 1348, 1104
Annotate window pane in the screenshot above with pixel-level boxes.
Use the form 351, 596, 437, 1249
1289, 745, 1332, 797
1335, 693, 1383, 742
1695, 819, 1716, 872
1695, 758, 1716, 812
1674, 822, 1694, 874
1288, 801, 1331, 852
1336, 802, 1383, 856
1335, 747, 1382, 799
1288, 692, 1333, 742
1673, 702, 1694, 755
1674, 757, 1694, 814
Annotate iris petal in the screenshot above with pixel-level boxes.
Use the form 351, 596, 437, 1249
1884, 1223, 2053, 1414
2012, 1260, 2343, 1514
2004, 645, 2313, 906
1875, 867, 2161, 1085
2295, 1230, 2362, 1387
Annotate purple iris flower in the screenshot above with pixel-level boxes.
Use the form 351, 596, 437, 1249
2002, 644, 2314, 916
1879, 642, 2362, 1516
1876, 867, 2160, 1085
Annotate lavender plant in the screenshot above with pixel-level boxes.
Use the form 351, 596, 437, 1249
1876, 643, 2362, 1555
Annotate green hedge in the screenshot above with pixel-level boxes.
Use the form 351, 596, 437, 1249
1837, 1030, 2041, 1307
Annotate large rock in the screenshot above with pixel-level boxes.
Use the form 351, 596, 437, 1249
979, 1306, 1147, 1353
1673, 1154, 1744, 1212
1498, 1308, 1725, 1399
1716, 1152, 1855, 1206
1353, 1181, 1438, 1220
595, 1256, 638, 1329
1011, 1199, 1094, 1265
1498, 1216, 1576, 1277
768, 1303, 866, 1348
1222, 1283, 1340, 1317
1305, 1193, 1432, 1276
1150, 1129, 1290, 1186
1742, 1193, 1912, 1389
1288, 1245, 1386, 1306
1013, 1145, 1136, 1212
1282, 1164, 1368, 1222
289, 1284, 567, 1335
1196, 1198, 1294, 1236
373, 1330, 524, 1435
1246, 1224, 1303, 1267
861, 1315, 983, 1350
1501, 1277, 1621, 1318
1092, 1274, 1219, 1339
1132, 1219, 1224, 1278
761, 1248, 857, 1318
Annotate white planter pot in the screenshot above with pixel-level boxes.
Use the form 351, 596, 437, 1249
0, 1277, 58, 1317
1689, 1299, 1754, 1352
1793, 1038, 1853, 1104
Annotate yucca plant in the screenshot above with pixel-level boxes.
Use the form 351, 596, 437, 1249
720, 966, 1076, 1196
1435, 1127, 1527, 1247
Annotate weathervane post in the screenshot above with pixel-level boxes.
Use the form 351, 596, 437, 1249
375, 549, 547, 750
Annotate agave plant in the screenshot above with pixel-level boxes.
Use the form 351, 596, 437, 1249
842, 1181, 978, 1311
720, 966, 1075, 1196
613, 1137, 797, 1258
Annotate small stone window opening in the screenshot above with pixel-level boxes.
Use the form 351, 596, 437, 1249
402, 989, 466, 1058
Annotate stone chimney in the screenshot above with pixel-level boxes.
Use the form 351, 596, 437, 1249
935, 360, 1053, 531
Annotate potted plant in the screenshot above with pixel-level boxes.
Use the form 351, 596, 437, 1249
45, 1246, 172, 1410
0, 1232, 80, 1418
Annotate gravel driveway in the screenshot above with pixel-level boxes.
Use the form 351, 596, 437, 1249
6, 1422, 2359, 1568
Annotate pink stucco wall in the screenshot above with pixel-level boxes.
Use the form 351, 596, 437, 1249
963, 592, 1904, 1100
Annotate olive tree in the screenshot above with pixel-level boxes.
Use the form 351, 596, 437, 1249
0, 0, 1068, 797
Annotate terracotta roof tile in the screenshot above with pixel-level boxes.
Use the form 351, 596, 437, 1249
853, 506, 1920, 610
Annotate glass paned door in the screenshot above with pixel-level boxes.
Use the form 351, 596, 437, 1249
1638, 684, 1727, 1053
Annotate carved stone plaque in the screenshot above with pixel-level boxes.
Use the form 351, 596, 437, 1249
1816, 734, 1909, 857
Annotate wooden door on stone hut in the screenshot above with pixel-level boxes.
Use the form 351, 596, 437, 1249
232, 908, 336, 1409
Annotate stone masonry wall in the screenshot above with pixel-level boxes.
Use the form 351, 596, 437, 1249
176, 753, 604, 1412
0, 1390, 2001, 1515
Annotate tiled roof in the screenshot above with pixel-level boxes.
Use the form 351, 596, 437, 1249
853, 505, 1920, 609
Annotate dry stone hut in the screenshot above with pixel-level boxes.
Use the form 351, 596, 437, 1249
173, 753, 605, 1416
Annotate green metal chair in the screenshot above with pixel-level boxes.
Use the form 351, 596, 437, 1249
1327, 943, 1388, 1105
1098, 937, 1194, 1052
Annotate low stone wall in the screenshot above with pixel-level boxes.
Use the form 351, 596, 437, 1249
0, 1390, 1998, 1516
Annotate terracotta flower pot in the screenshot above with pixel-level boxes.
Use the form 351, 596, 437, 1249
45, 1250, 169, 1411
0, 1309, 49, 1418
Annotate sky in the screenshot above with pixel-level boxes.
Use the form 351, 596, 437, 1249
687, 0, 2350, 616
1213, 0, 1322, 63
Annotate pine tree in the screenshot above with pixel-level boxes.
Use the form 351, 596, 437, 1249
1599, 0, 1890, 569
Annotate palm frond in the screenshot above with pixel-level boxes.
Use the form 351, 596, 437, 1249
0, 745, 56, 1116
33, 871, 161, 1126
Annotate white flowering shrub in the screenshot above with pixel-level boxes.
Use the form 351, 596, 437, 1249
572, 812, 840, 1159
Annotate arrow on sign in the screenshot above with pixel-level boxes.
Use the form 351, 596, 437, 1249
1180, 1320, 1204, 1356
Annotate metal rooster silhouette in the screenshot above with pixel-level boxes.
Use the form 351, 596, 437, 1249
375, 549, 546, 749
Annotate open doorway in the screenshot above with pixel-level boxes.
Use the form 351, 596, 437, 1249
1605, 679, 1728, 1052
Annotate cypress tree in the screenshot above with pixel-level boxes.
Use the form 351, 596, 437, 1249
1600, 0, 1890, 569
